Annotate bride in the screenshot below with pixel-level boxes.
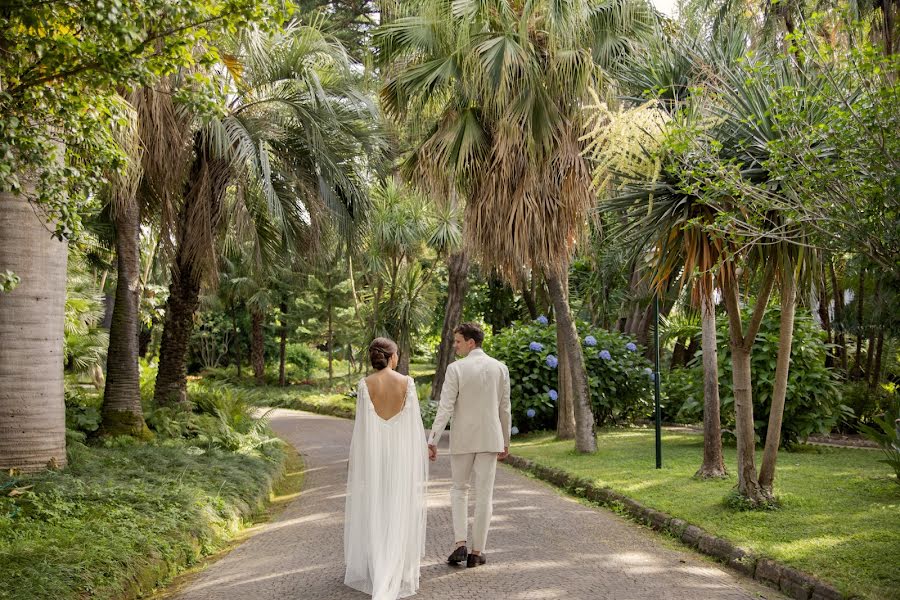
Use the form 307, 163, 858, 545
344, 337, 430, 599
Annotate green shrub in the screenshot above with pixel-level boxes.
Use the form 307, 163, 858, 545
717, 305, 847, 447
662, 305, 847, 447
660, 368, 702, 423
485, 319, 653, 433
839, 382, 897, 432
64, 385, 102, 435
285, 343, 322, 381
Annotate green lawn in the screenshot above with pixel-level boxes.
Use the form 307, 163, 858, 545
511, 430, 900, 600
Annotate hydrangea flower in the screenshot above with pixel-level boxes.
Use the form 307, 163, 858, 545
643, 367, 653, 378
584, 335, 597, 347
545, 354, 558, 369
511, 426, 520, 435
537, 315, 549, 325
599, 349, 612, 361
548, 389, 558, 402
526, 408, 536, 418
626, 342, 638, 352
529, 341, 544, 352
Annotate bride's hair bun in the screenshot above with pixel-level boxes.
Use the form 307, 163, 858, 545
369, 337, 398, 370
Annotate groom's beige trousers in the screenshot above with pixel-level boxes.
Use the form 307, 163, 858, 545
450, 452, 498, 552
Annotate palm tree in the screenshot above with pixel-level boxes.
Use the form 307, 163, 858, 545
361, 179, 453, 374
588, 95, 730, 478
152, 23, 379, 406
0, 165, 69, 472
377, 0, 654, 452
99, 86, 190, 435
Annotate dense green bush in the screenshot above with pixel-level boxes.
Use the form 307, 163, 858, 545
485, 319, 653, 433
661, 305, 847, 447
839, 382, 897, 432
660, 367, 702, 423
285, 343, 322, 381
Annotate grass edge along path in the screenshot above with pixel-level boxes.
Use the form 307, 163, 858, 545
509, 431, 899, 600
0, 439, 297, 600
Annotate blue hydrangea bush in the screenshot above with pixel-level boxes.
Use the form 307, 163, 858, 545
485, 318, 653, 433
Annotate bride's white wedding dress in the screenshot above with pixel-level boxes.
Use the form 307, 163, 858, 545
344, 376, 428, 600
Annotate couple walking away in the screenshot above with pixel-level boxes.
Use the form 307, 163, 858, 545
344, 322, 512, 600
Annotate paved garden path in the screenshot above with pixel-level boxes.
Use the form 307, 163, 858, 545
171, 409, 784, 600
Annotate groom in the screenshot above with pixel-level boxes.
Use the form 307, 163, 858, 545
428, 322, 511, 569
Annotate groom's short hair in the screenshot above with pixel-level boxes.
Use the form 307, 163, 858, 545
454, 322, 484, 346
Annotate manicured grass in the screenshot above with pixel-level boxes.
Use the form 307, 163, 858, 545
0, 439, 284, 600
511, 430, 900, 600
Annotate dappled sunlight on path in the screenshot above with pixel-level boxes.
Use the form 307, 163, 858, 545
169, 409, 785, 600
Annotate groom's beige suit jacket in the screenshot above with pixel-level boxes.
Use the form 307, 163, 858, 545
428, 348, 512, 455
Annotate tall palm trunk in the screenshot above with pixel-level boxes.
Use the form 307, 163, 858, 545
696, 275, 726, 478
556, 325, 577, 440
0, 190, 69, 472
432, 249, 469, 402
759, 264, 797, 491
100, 202, 149, 436
154, 142, 228, 407
546, 270, 595, 453
279, 301, 288, 387
553, 270, 576, 440
722, 263, 777, 505
251, 308, 265, 384
154, 259, 202, 406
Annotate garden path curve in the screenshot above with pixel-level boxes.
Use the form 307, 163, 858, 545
170, 408, 785, 600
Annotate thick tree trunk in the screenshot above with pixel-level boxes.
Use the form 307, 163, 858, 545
279, 301, 288, 387
547, 270, 596, 453
759, 267, 797, 491
722, 264, 776, 506
154, 145, 227, 406
101, 202, 149, 437
553, 270, 576, 440
556, 319, 577, 440
154, 261, 202, 407
0, 190, 68, 472
696, 277, 726, 478
251, 308, 265, 385
432, 250, 469, 402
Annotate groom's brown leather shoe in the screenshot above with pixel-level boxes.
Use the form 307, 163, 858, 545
447, 545, 467, 565
466, 553, 486, 568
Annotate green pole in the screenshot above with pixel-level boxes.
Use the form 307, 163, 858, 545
654, 292, 662, 469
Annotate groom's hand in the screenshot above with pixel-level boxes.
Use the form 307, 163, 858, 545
498, 446, 509, 461
428, 444, 437, 462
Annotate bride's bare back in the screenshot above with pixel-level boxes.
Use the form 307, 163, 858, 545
364, 370, 410, 421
